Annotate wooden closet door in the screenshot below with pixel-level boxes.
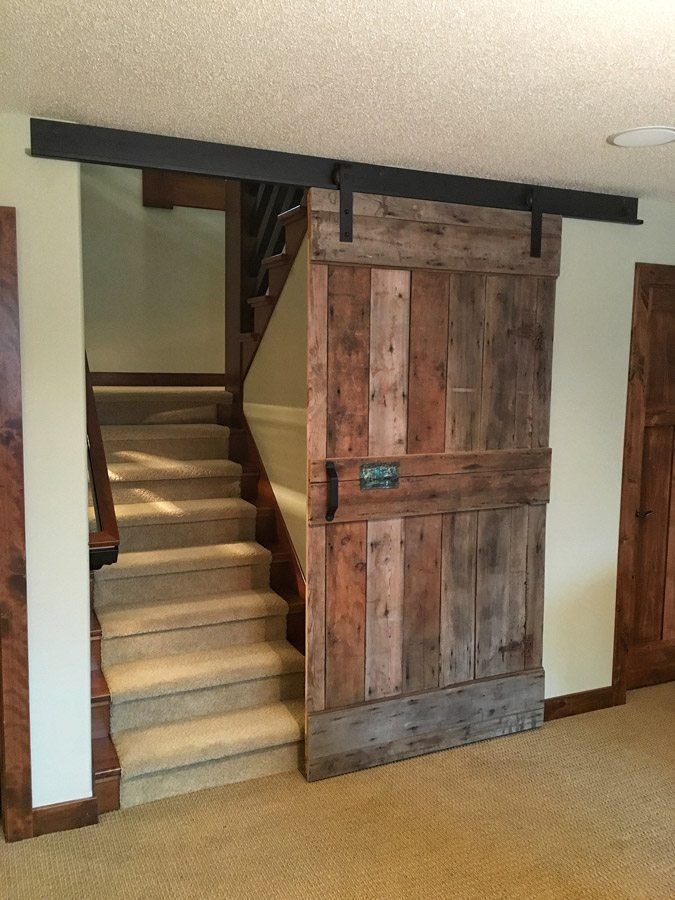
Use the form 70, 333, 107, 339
305, 190, 561, 780
618, 264, 675, 691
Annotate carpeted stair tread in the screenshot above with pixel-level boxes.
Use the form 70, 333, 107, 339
114, 497, 256, 527
94, 542, 272, 581
102, 423, 230, 441
115, 699, 304, 778
93, 386, 233, 403
105, 641, 305, 702
108, 457, 242, 483
98, 589, 289, 638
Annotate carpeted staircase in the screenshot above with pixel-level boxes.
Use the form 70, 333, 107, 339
91, 386, 304, 808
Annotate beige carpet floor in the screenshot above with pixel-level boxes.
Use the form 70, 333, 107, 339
2, 684, 673, 900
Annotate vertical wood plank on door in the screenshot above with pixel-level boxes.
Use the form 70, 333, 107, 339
365, 270, 409, 700
308, 264, 328, 463
633, 426, 674, 642
403, 515, 442, 692
475, 507, 528, 677
440, 511, 477, 685
524, 504, 546, 669
408, 271, 449, 453
305, 527, 326, 712
481, 276, 518, 450
368, 269, 410, 455
326, 266, 371, 458
446, 274, 486, 451
514, 278, 537, 448
365, 519, 404, 699
532, 278, 556, 448
325, 522, 367, 707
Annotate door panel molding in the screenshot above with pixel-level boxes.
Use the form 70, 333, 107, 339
614, 263, 675, 699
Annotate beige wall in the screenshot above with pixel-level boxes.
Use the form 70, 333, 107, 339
244, 241, 308, 571
545, 198, 675, 698
81, 164, 225, 373
0, 112, 92, 807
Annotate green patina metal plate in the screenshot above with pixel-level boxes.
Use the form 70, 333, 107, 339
359, 462, 400, 491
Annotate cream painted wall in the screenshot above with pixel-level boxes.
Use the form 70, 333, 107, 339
545, 198, 675, 698
81, 164, 225, 373
244, 241, 308, 572
0, 113, 92, 806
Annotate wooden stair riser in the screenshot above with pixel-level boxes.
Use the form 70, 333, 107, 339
281, 217, 307, 257
104, 433, 230, 463
266, 262, 292, 296
95, 562, 271, 607
92, 700, 111, 740
111, 476, 241, 504
111, 671, 304, 732
118, 516, 256, 552
255, 507, 277, 544
102, 615, 288, 665
253, 303, 274, 335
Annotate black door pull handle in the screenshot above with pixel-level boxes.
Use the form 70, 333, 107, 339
326, 461, 338, 522
635, 509, 653, 519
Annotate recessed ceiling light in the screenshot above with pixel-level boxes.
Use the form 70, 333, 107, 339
608, 126, 675, 147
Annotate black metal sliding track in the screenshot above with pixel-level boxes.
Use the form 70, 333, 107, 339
30, 118, 641, 256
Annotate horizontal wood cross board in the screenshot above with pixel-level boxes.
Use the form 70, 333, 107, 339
305, 189, 560, 780
309, 449, 551, 524
306, 670, 544, 780
310, 188, 561, 277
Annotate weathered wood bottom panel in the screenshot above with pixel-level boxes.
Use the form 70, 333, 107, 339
306, 669, 543, 780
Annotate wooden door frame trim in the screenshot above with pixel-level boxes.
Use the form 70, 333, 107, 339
612, 262, 675, 704
0, 206, 33, 842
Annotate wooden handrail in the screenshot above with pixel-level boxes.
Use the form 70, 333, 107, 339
86, 357, 119, 570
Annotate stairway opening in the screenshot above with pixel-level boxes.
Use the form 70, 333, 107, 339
82, 163, 308, 810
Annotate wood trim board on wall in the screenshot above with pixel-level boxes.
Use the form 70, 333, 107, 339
0, 206, 33, 842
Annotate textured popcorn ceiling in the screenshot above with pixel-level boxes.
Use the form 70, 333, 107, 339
1, 0, 674, 200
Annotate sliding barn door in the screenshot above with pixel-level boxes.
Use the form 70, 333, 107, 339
305, 189, 561, 779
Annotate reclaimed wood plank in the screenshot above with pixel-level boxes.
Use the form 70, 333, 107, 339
440, 511, 477, 685
402, 515, 442, 692
532, 278, 556, 448
308, 466, 551, 525
475, 507, 528, 677
309, 447, 551, 483
326, 266, 370, 458
306, 669, 544, 780
446, 273, 486, 450
305, 527, 326, 713
408, 271, 449, 453
514, 277, 538, 448
310, 188, 562, 235
307, 709, 543, 780
480, 276, 518, 450
368, 269, 410, 455
311, 212, 561, 277
524, 504, 546, 669
325, 522, 367, 707
365, 519, 404, 699
307, 264, 328, 462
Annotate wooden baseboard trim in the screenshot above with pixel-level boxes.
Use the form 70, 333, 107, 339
544, 685, 618, 721
90, 371, 230, 387
32, 796, 98, 837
